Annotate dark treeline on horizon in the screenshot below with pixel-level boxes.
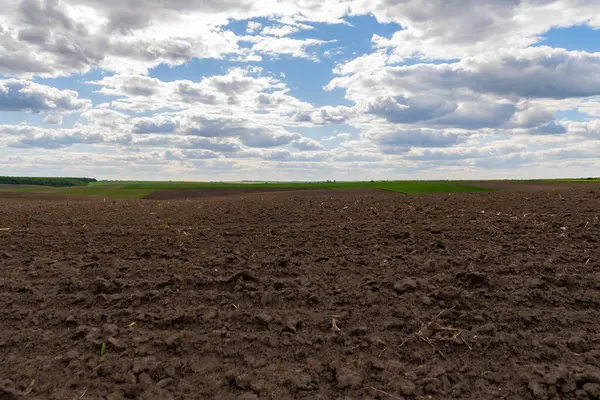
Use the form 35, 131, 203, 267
0, 176, 97, 187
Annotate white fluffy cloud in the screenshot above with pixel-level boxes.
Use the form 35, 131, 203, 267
332, 47, 600, 101
291, 136, 324, 151
87, 68, 312, 114
367, 0, 600, 61
325, 46, 600, 143
0, 79, 90, 113
0, 0, 347, 78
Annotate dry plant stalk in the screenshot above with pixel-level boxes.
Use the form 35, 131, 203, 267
331, 318, 341, 332
368, 386, 404, 400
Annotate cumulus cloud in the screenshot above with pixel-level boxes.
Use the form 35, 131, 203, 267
260, 24, 301, 37
87, 68, 310, 114
326, 47, 600, 136
322, 132, 351, 141
132, 116, 179, 134
43, 114, 63, 124
164, 149, 220, 160
134, 136, 241, 152
0, 124, 121, 149
368, 0, 600, 61
374, 129, 469, 154
0, 0, 353, 78
81, 108, 130, 129
404, 143, 528, 161
243, 36, 334, 60
530, 121, 567, 135
239, 127, 299, 147
246, 21, 262, 33
291, 137, 323, 151
365, 95, 458, 124
234, 148, 327, 162
329, 48, 600, 102
331, 150, 383, 162
0, 79, 90, 113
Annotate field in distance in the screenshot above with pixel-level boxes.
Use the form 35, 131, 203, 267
0, 180, 493, 199
1, 178, 600, 199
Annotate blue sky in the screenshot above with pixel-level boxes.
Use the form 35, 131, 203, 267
1, 0, 600, 180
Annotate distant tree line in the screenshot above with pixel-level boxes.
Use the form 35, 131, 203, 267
0, 176, 97, 187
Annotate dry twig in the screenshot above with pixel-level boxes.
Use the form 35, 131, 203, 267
395, 336, 410, 350
460, 335, 472, 351
368, 386, 404, 400
378, 346, 387, 358
331, 318, 341, 332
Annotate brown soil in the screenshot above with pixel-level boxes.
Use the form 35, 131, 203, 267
144, 187, 382, 200
1, 188, 600, 400
0, 191, 105, 202
463, 180, 600, 192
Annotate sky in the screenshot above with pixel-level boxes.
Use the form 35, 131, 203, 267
1, 0, 600, 181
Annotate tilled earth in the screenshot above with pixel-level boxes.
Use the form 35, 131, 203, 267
1, 188, 600, 400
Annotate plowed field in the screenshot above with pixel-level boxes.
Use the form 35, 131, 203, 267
1, 187, 600, 399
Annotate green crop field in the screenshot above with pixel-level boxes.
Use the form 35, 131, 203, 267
2, 178, 600, 199
0, 180, 493, 198
121, 180, 493, 194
